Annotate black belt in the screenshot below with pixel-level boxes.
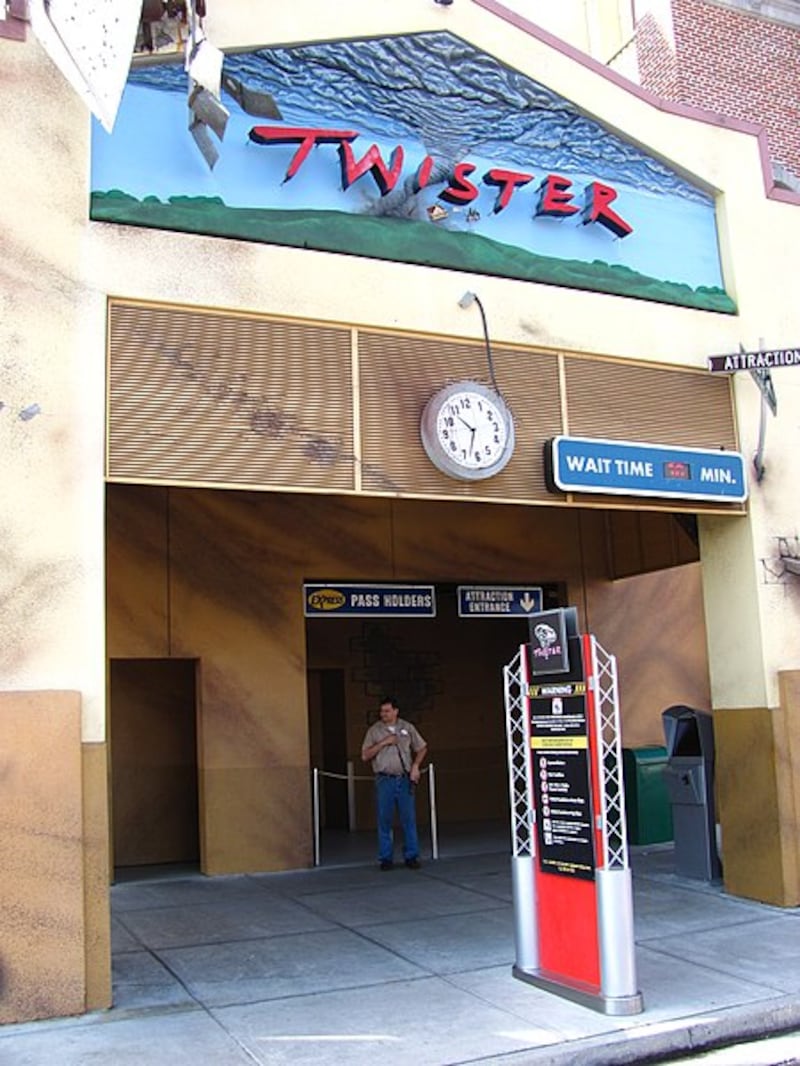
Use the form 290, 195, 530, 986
376, 772, 404, 778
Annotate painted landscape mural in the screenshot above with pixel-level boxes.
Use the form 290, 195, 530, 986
91, 32, 734, 313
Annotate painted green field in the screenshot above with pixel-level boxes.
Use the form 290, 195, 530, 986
91, 190, 736, 314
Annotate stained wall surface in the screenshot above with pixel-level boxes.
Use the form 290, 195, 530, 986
0, 692, 88, 1023
107, 484, 709, 871
109, 658, 199, 868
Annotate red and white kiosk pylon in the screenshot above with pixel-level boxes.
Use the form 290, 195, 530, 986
503, 617, 643, 1015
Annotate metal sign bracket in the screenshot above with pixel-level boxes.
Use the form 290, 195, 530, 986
745, 342, 777, 483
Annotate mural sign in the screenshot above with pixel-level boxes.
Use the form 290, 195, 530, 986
92, 32, 734, 312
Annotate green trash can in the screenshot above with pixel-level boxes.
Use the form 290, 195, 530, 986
622, 746, 674, 845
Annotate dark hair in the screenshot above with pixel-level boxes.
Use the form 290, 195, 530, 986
379, 695, 397, 709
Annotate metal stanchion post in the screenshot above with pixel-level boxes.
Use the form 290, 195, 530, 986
346, 759, 356, 831
428, 763, 439, 860
312, 766, 320, 867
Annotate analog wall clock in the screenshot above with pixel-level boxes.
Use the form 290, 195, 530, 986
420, 380, 515, 481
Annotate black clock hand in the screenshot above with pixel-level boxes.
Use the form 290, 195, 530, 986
457, 415, 475, 431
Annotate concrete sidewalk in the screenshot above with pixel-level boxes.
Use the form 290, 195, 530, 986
2, 842, 800, 1065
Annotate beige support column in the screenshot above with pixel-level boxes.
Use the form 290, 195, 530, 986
82, 741, 113, 1011
0, 692, 111, 1023
775, 671, 800, 904
1, 29, 112, 1022
699, 513, 800, 906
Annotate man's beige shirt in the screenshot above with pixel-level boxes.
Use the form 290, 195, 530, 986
362, 718, 426, 776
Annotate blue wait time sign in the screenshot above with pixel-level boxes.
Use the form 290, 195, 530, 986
546, 436, 747, 503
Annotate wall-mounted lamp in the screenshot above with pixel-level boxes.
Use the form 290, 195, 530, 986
458, 291, 500, 396
744, 340, 777, 483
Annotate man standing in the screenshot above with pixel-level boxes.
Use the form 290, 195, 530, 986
361, 696, 428, 871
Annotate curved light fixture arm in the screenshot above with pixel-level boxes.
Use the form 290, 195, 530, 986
459, 291, 501, 397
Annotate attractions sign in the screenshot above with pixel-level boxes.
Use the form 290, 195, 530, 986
708, 347, 800, 373
526, 620, 595, 880
504, 626, 643, 1014
546, 436, 748, 502
526, 631, 596, 882
528, 674, 595, 881
457, 585, 543, 617
91, 31, 734, 313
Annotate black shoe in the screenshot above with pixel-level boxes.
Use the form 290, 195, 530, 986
405, 857, 421, 870
379, 860, 394, 871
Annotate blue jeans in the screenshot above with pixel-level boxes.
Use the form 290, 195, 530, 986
375, 773, 420, 862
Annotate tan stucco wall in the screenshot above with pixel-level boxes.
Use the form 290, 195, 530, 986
1, 33, 106, 741
4, 0, 800, 1020
112, 1, 800, 714
500, 0, 637, 63
4, 0, 799, 743
0, 692, 110, 1023
712, 670, 800, 906
584, 564, 712, 746
82, 740, 112, 1011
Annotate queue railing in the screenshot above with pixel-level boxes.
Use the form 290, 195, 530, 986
312, 761, 438, 866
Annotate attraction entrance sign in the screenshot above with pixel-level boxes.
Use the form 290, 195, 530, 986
503, 611, 643, 1014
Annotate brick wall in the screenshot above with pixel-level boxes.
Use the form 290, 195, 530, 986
635, 0, 800, 180
635, 11, 682, 99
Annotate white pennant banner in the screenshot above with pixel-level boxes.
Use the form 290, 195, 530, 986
29, 0, 141, 132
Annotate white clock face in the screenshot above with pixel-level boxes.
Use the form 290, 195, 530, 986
436, 390, 508, 470
420, 380, 515, 481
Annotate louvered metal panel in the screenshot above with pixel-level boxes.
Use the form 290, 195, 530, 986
564, 357, 738, 450
107, 301, 742, 514
358, 330, 563, 502
561, 356, 742, 513
108, 302, 354, 491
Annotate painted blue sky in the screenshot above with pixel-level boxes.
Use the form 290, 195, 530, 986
92, 32, 726, 291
